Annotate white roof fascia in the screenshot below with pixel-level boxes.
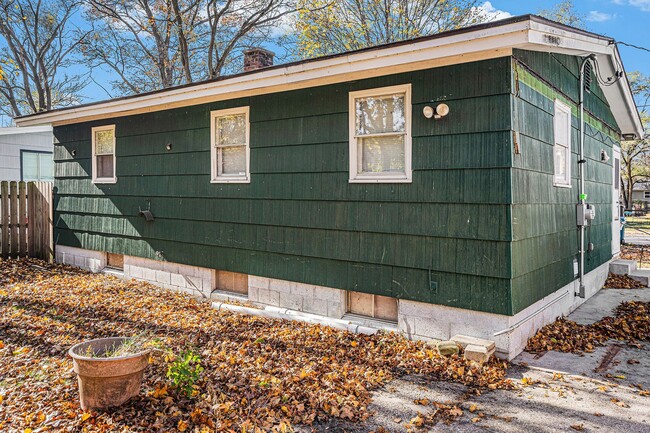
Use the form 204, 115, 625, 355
0, 125, 52, 135
524, 20, 643, 137
14, 18, 642, 137
14, 22, 532, 127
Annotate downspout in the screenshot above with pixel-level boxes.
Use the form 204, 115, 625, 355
577, 54, 597, 298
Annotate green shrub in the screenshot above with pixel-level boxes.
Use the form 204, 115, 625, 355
166, 349, 204, 397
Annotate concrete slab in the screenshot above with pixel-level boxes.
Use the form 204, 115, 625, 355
629, 269, 650, 286
610, 259, 637, 275
569, 288, 650, 325
624, 236, 650, 246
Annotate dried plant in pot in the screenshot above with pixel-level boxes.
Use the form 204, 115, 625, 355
68, 334, 156, 410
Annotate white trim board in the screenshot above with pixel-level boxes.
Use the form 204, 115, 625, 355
14, 16, 642, 138
0, 126, 52, 136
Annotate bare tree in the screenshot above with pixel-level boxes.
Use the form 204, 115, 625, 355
0, 0, 86, 120
292, 0, 487, 59
538, 0, 585, 29
621, 72, 650, 209
80, 0, 297, 95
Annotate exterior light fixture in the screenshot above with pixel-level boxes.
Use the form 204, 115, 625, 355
71, 149, 77, 156
622, 133, 636, 141
423, 103, 450, 119
166, 143, 172, 151
600, 149, 610, 163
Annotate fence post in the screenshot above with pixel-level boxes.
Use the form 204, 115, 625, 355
1, 182, 8, 259
18, 182, 27, 256
9, 181, 18, 258
27, 182, 35, 257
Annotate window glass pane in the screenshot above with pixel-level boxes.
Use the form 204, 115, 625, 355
554, 146, 567, 182
360, 135, 405, 174
95, 129, 114, 154
355, 94, 405, 135
39, 154, 54, 181
217, 114, 246, 146
96, 155, 114, 178
220, 146, 246, 176
22, 152, 40, 181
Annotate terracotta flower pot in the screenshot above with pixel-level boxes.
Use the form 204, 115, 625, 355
69, 337, 151, 410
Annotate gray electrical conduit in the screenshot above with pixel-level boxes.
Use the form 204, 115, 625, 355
492, 291, 570, 337
212, 302, 380, 335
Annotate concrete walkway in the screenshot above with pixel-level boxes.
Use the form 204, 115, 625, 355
298, 288, 650, 432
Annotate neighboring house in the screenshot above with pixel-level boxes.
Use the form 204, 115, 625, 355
15, 15, 643, 359
0, 126, 54, 181
631, 182, 650, 208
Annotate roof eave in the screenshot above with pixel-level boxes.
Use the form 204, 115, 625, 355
14, 16, 643, 137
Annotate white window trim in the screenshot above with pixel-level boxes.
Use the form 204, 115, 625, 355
348, 84, 412, 183
91, 124, 117, 184
553, 99, 572, 188
210, 106, 251, 184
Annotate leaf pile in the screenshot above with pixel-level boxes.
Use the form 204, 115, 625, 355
526, 301, 650, 354
0, 258, 512, 432
604, 273, 646, 289
620, 244, 650, 265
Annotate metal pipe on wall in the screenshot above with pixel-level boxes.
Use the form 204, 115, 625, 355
578, 54, 597, 298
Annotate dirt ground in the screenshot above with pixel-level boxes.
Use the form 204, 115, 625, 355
1, 259, 649, 432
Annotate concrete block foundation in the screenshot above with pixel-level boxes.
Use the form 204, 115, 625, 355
55, 245, 610, 360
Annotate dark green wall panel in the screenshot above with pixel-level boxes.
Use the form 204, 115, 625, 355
53, 57, 515, 315
510, 50, 617, 314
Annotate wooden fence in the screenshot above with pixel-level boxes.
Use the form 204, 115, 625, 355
0, 181, 53, 261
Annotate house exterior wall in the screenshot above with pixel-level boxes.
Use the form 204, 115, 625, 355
53, 57, 516, 315
0, 129, 53, 181
509, 50, 618, 315
52, 52, 619, 320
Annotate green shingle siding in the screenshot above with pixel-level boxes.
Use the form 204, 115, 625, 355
510, 50, 617, 314
53, 51, 619, 317
54, 57, 514, 315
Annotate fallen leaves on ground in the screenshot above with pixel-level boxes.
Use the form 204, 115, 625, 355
0, 258, 513, 432
525, 301, 650, 354
405, 401, 464, 430
620, 244, 647, 263
603, 273, 646, 289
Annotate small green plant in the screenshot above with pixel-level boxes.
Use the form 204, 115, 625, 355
81, 333, 160, 358
166, 349, 204, 397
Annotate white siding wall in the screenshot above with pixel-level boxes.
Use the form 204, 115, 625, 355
0, 127, 53, 181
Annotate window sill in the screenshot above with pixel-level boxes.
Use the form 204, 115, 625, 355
553, 182, 572, 189
93, 178, 117, 184
349, 176, 412, 184
211, 178, 250, 184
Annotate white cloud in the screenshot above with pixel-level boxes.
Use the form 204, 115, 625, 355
586, 10, 614, 21
616, 0, 650, 12
477, 1, 513, 21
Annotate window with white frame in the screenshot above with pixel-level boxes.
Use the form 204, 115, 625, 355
553, 100, 572, 187
92, 125, 116, 183
349, 84, 412, 182
211, 107, 250, 183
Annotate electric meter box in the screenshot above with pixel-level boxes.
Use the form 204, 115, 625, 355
577, 203, 596, 226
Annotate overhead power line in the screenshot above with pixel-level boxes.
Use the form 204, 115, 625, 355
616, 41, 650, 55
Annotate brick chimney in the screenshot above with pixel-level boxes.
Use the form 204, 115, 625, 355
243, 48, 275, 72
